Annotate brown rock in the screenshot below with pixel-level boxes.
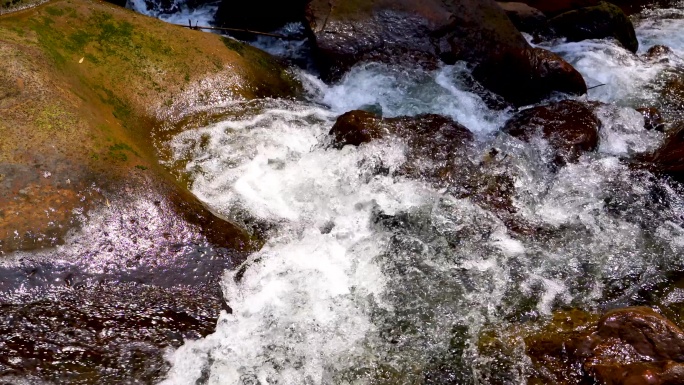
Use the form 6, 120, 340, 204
330, 111, 528, 231
524, 307, 684, 385
646, 123, 684, 182
498, 2, 549, 33
548, 2, 639, 53
305, 0, 586, 106
645, 45, 674, 61
502, 100, 601, 165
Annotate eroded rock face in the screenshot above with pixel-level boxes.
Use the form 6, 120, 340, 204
502, 100, 601, 165
524, 307, 684, 385
305, 0, 587, 106
549, 1, 639, 53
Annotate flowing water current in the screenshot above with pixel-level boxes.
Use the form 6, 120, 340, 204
3, 2, 684, 384
149, 4, 684, 385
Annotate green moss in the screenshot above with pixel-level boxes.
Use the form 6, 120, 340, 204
107, 142, 136, 162
44, 5, 64, 15
35, 104, 74, 131
96, 86, 132, 123
221, 37, 245, 55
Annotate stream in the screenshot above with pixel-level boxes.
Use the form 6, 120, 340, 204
3, 1, 684, 384
147, 2, 684, 384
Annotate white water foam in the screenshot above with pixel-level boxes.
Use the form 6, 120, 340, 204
159, 7, 684, 385
126, 0, 217, 27
299, 63, 510, 134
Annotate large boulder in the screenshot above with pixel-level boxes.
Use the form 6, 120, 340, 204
305, 0, 587, 106
0, 0, 299, 382
502, 100, 601, 165
549, 1, 639, 53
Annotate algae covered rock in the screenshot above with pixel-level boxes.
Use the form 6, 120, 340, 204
0, 0, 300, 382
0, 0, 300, 256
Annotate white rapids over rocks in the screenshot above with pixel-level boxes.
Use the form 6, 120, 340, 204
156, 3, 684, 385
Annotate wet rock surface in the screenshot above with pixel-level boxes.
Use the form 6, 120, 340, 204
0, 0, 299, 382
330, 111, 531, 233
646, 123, 684, 183
522, 307, 684, 385
636, 107, 666, 132
548, 1, 639, 53
304, 0, 586, 105
0, 283, 225, 384
498, 1, 549, 34
502, 100, 601, 165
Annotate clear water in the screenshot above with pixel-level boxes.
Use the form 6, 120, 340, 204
118, 1, 684, 384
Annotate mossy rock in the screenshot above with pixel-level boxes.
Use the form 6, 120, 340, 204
0, 0, 301, 255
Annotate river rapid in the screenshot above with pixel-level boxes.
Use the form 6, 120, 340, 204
2, 1, 680, 384
136, 3, 684, 385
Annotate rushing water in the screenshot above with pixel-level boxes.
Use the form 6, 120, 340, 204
1, 1, 678, 384
147, 4, 684, 384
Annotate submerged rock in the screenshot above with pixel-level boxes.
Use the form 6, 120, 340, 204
548, 1, 639, 53
330, 111, 529, 232
637, 107, 666, 132
304, 0, 586, 106
502, 100, 601, 166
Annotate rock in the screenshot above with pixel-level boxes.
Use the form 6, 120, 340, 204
305, 0, 587, 106
524, 307, 684, 385
636, 107, 666, 132
645, 123, 684, 183
549, 1, 639, 53
644, 45, 674, 61
0, 0, 299, 255
502, 100, 601, 165
329, 111, 530, 231
0, 0, 299, 381
497, 2, 549, 34
329, 110, 387, 148
214, 0, 308, 32
473, 47, 587, 106
0, 282, 225, 384
592, 307, 684, 362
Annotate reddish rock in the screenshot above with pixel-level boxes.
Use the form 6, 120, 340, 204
645, 123, 684, 182
305, 0, 587, 106
525, 307, 684, 385
502, 100, 601, 165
